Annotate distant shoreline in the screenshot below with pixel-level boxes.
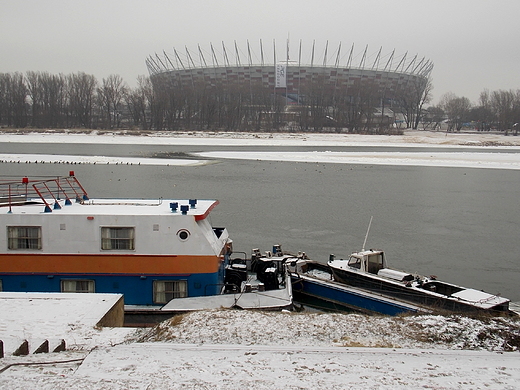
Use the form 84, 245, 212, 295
2, 128, 520, 147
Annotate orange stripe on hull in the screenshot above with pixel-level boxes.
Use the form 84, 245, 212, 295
0, 253, 222, 274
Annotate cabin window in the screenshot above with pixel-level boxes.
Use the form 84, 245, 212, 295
348, 256, 362, 269
0, 279, 2, 291
7, 226, 42, 250
101, 227, 135, 250
367, 254, 384, 274
61, 279, 95, 293
153, 280, 188, 304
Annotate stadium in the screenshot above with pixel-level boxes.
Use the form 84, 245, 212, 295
146, 41, 433, 132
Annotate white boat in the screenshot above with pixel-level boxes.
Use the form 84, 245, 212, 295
328, 249, 512, 315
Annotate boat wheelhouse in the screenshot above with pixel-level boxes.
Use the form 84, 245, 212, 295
0, 172, 232, 306
328, 250, 511, 314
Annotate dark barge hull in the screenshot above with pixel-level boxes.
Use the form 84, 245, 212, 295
330, 267, 509, 314
291, 273, 424, 315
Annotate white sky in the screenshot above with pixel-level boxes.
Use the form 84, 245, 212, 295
1, 0, 520, 104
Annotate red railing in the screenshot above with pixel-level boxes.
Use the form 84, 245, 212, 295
0, 171, 88, 213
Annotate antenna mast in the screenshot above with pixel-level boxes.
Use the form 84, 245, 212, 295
362, 216, 373, 251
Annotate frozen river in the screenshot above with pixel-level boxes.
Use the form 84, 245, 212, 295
1, 132, 519, 301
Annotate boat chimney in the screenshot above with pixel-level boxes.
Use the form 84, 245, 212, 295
180, 205, 189, 215
189, 199, 197, 209
170, 202, 178, 212
329, 254, 335, 262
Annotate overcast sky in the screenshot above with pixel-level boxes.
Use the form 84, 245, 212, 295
1, 0, 519, 104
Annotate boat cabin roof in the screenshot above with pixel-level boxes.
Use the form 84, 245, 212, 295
1, 173, 219, 221
3, 198, 219, 220
349, 249, 384, 258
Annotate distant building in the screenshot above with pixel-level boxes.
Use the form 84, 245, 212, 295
146, 41, 433, 132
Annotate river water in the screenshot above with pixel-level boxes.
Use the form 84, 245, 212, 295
1, 141, 519, 301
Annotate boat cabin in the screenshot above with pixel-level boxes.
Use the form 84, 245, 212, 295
346, 250, 387, 274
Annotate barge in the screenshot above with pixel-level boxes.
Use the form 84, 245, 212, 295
287, 258, 428, 315
0, 172, 234, 307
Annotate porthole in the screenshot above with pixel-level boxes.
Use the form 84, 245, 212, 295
177, 229, 190, 241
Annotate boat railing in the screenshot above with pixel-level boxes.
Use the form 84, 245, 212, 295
83, 199, 163, 207
0, 171, 88, 213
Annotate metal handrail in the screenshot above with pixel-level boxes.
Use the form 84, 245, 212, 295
0, 171, 88, 212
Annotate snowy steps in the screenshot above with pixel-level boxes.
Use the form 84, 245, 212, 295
0, 338, 66, 358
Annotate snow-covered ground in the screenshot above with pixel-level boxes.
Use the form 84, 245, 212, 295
0, 309, 519, 389
2, 129, 520, 169
196, 150, 520, 170
1, 129, 520, 388
2, 128, 520, 147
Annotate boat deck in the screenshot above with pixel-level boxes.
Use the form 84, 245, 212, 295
290, 271, 430, 315
160, 274, 293, 312
160, 289, 292, 312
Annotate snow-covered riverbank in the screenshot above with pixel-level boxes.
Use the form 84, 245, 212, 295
3, 128, 520, 147
1, 309, 519, 389
1, 129, 520, 389
2, 129, 520, 170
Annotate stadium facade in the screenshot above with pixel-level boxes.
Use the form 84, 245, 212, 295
146, 41, 433, 132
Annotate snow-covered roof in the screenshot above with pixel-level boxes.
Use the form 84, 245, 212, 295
0, 292, 124, 354
4, 198, 219, 218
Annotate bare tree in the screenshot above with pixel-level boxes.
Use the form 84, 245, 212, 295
0, 74, 6, 125
67, 72, 97, 128
422, 105, 445, 130
439, 93, 472, 131
395, 76, 433, 129
0, 73, 28, 127
412, 77, 433, 129
489, 90, 517, 133
97, 75, 128, 129
125, 76, 153, 129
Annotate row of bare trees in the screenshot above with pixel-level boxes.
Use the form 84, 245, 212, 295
0, 70, 431, 132
423, 90, 520, 134
0, 72, 134, 129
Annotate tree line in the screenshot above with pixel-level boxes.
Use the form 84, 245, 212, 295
0, 72, 146, 130
0, 70, 432, 133
423, 90, 520, 134
2, 70, 517, 134
149, 71, 432, 134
